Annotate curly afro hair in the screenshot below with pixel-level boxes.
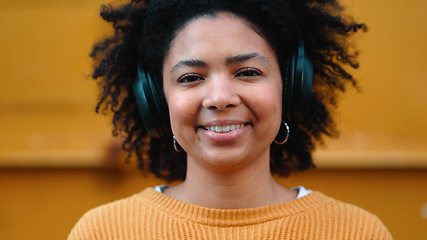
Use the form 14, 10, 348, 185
90, 0, 367, 182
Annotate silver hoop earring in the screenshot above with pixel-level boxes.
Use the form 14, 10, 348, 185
173, 136, 183, 152
274, 122, 290, 145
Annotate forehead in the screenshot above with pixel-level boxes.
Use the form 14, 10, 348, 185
177, 12, 265, 40
164, 13, 277, 65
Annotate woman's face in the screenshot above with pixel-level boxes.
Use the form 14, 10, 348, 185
162, 13, 283, 170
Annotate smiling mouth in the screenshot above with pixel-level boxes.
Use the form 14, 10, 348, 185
202, 124, 245, 133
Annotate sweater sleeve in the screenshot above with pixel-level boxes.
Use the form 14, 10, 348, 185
68, 207, 111, 240
67, 196, 143, 240
359, 211, 393, 240
328, 200, 393, 240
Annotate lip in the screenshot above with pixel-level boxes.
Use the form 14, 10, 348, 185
201, 120, 248, 126
197, 120, 250, 143
202, 124, 245, 133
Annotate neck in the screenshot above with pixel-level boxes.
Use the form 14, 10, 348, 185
164, 150, 297, 209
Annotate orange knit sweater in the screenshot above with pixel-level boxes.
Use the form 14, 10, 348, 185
68, 188, 392, 239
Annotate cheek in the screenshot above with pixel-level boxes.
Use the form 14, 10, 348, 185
243, 89, 281, 141
254, 84, 282, 119
249, 83, 283, 139
266, 89, 282, 121
167, 93, 197, 135
272, 79, 283, 118
263, 86, 283, 137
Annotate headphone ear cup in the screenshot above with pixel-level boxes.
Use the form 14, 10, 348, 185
283, 49, 296, 122
284, 40, 313, 122
145, 70, 172, 137
133, 69, 171, 138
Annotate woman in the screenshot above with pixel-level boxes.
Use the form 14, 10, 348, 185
69, 0, 392, 239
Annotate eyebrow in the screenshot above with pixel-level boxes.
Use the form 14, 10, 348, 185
225, 52, 271, 66
169, 52, 271, 73
170, 59, 208, 73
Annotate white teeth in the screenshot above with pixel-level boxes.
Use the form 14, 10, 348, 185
203, 124, 245, 133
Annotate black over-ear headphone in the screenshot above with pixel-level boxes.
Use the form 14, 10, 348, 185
133, 39, 313, 139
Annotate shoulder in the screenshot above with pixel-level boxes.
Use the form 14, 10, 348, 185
304, 192, 393, 239
67, 189, 151, 240
320, 193, 384, 222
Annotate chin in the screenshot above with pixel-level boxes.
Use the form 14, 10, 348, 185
195, 147, 268, 170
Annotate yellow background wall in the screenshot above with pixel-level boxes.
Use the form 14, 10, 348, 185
0, 0, 426, 239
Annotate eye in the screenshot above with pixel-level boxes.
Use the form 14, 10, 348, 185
177, 73, 204, 84
235, 68, 262, 78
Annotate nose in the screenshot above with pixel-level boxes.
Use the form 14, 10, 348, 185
202, 75, 241, 110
